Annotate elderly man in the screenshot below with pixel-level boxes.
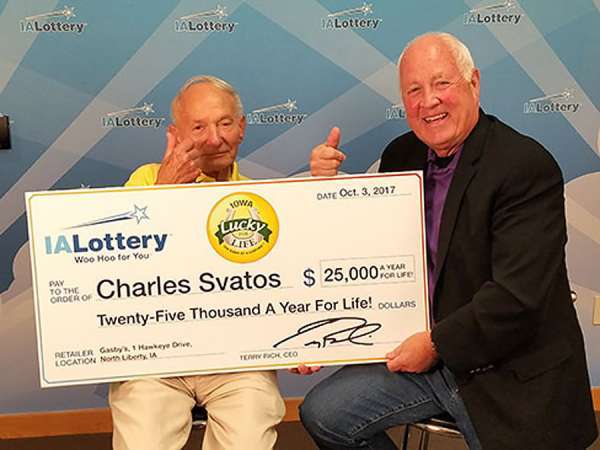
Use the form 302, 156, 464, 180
301, 33, 597, 450
109, 76, 285, 450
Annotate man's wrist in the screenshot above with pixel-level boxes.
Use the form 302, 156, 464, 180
429, 332, 439, 358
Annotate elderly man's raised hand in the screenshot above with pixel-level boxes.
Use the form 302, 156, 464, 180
156, 128, 203, 184
310, 127, 346, 177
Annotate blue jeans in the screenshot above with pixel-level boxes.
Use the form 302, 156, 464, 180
300, 364, 482, 450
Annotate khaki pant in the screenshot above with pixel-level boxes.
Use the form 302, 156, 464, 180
109, 371, 284, 450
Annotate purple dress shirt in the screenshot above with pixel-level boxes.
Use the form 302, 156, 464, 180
425, 146, 463, 309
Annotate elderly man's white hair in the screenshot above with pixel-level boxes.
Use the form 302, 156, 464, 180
171, 75, 244, 124
397, 32, 476, 85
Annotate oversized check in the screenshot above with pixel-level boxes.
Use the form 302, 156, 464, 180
26, 173, 429, 387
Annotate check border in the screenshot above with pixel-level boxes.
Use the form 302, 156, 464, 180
26, 172, 428, 386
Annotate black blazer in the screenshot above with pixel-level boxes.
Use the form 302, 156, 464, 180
379, 112, 597, 450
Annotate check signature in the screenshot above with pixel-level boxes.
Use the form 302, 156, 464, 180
273, 317, 382, 349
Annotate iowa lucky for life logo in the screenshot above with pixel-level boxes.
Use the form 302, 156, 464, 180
207, 192, 278, 263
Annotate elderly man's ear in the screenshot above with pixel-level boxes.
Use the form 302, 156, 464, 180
238, 116, 246, 141
470, 69, 481, 94
167, 124, 179, 144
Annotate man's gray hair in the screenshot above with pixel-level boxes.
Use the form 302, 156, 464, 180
171, 75, 244, 123
397, 32, 476, 85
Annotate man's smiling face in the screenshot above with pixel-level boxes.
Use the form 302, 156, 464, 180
399, 35, 480, 156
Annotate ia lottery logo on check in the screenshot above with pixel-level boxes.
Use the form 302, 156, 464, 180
43, 205, 168, 262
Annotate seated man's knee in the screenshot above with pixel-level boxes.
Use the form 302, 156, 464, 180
299, 390, 340, 439
220, 389, 284, 450
266, 395, 286, 424
242, 386, 285, 423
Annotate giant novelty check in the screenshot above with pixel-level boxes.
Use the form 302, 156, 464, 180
26, 173, 429, 387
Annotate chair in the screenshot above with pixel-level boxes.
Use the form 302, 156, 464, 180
400, 413, 465, 450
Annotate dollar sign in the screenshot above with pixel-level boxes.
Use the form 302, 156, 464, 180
303, 268, 316, 287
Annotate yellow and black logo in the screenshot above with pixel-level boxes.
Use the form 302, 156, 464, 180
207, 192, 278, 263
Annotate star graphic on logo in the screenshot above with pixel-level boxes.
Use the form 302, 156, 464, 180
140, 102, 155, 115
63, 6, 76, 20
130, 205, 150, 224
360, 3, 373, 15
214, 5, 228, 19
284, 99, 297, 112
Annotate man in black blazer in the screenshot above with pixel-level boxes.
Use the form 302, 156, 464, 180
299, 32, 597, 450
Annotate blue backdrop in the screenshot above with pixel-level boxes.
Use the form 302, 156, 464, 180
1, 0, 599, 414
